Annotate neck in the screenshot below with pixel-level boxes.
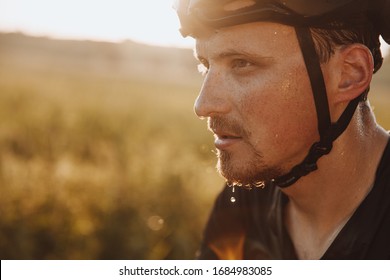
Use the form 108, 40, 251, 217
282, 104, 389, 259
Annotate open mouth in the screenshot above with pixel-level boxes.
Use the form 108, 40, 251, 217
214, 133, 242, 149
218, 134, 241, 139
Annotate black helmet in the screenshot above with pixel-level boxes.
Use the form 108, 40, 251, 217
174, 0, 390, 43
174, 0, 390, 188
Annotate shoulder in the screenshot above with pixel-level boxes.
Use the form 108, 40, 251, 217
363, 136, 390, 258
374, 135, 390, 183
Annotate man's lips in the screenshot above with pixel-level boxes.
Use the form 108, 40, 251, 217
212, 130, 242, 149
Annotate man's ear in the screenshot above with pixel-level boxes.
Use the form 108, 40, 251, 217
335, 44, 374, 103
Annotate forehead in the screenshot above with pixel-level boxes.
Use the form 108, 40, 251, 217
195, 22, 299, 59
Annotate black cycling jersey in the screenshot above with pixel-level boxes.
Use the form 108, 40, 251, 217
197, 138, 390, 260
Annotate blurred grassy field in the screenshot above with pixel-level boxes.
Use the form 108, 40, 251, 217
0, 33, 225, 260
0, 33, 389, 260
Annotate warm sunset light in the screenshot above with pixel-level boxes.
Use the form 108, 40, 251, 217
1, 0, 389, 54
0, 0, 389, 263
0, 0, 195, 48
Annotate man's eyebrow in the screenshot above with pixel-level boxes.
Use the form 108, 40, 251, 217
196, 49, 274, 62
218, 49, 274, 61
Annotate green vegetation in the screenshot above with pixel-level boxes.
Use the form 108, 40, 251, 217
0, 33, 224, 259
0, 33, 388, 259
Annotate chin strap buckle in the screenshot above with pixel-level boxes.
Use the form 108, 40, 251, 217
270, 141, 333, 188
310, 141, 333, 158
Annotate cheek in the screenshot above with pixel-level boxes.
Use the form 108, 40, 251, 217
239, 69, 319, 157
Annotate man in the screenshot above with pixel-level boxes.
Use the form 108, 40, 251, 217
175, 0, 390, 259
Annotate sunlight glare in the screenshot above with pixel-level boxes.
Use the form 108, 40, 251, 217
0, 0, 388, 53
0, 0, 194, 47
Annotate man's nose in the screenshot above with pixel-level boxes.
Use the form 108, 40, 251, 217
194, 70, 230, 118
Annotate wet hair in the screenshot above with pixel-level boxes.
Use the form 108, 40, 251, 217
309, 14, 382, 122
310, 14, 383, 73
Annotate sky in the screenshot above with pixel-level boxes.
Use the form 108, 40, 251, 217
0, 0, 195, 48
0, 0, 388, 55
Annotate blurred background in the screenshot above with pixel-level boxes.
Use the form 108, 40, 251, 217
0, 1, 389, 260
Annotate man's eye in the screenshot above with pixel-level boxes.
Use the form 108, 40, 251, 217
232, 59, 252, 69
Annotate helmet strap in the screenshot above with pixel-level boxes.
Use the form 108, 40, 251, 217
269, 26, 364, 188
